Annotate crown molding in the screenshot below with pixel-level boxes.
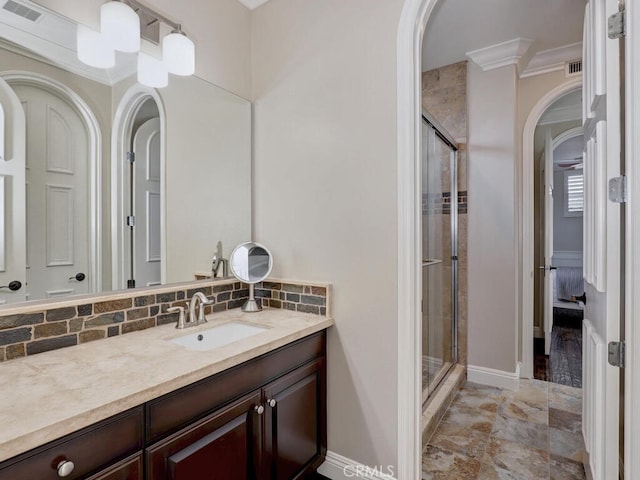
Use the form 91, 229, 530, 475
466, 37, 533, 72
236, 0, 271, 10
521, 42, 583, 78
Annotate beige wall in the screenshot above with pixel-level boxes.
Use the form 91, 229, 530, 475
158, 76, 252, 282
252, 0, 403, 469
33, 0, 252, 99
467, 62, 518, 372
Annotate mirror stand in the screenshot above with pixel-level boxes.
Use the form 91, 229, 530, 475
242, 284, 262, 312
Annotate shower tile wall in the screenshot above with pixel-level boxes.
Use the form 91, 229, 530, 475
422, 61, 468, 366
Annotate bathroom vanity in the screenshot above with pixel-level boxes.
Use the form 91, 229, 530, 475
0, 309, 331, 480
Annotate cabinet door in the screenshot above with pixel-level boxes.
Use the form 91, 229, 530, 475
86, 453, 143, 480
263, 359, 326, 480
146, 390, 262, 480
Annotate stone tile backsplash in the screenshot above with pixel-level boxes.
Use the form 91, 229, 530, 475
256, 281, 327, 316
0, 279, 329, 363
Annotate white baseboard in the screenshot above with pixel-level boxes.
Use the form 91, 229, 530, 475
317, 451, 397, 480
583, 449, 594, 480
467, 364, 520, 390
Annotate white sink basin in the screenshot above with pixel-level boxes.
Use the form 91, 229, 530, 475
170, 322, 268, 351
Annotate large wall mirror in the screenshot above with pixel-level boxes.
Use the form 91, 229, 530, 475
0, 0, 251, 305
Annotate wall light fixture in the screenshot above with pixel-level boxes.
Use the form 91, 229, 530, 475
76, 0, 195, 88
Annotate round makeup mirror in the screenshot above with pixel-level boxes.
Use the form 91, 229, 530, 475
229, 242, 273, 312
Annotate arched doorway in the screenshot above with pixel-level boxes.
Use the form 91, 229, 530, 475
111, 85, 166, 290
520, 79, 582, 378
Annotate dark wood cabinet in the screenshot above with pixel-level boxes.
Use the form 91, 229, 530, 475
264, 359, 326, 480
85, 454, 143, 480
146, 391, 262, 480
0, 407, 143, 480
147, 358, 326, 480
0, 331, 327, 480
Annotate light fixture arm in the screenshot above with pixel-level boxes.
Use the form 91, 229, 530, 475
122, 0, 182, 32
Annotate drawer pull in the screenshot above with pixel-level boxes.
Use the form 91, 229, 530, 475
254, 405, 264, 415
56, 460, 75, 477
267, 398, 277, 408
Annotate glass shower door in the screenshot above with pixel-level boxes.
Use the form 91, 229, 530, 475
422, 114, 458, 403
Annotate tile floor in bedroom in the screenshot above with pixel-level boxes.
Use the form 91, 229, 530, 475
422, 380, 586, 479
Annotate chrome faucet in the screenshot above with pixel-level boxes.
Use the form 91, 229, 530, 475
189, 292, 213, 325
167, 292, 213, 329
211, 254, 229, 279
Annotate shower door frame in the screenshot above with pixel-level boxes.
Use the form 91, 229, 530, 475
421, 110, 459, 402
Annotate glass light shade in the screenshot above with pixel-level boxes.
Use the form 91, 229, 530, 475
100, 1, 140, 53
76, 24, 115, 69
138, 52, 168, 88
163, 32, 195, 76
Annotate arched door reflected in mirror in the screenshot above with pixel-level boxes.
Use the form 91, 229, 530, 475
124, 98, 162, 289
9, 80, 97, 301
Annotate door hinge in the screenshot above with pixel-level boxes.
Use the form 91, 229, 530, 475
608, 341, 625, 368
609, 175, 627, 203
127, 151, 135, 163
126, 215, 136, 227
608, 10, 625, 39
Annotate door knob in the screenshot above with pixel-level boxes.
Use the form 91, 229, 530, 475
69, 273, 86, 282
254, 405, 265, 415
267, 398, 277, 408
0, 280, 21, 291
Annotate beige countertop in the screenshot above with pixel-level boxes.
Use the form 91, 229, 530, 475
0, 309, 333, 463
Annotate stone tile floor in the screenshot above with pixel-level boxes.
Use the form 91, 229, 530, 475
422, 379, 586, 479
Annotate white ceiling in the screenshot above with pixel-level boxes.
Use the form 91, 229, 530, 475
422, 0, 586, 72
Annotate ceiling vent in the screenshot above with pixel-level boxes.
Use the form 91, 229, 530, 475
565, 59, 583, 77
2, 0, 42, 22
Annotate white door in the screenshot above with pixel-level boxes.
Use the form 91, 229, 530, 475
0, 78, 26, 305
13, 84, 90, 300
132, 117, 161, 287
625, 0, 640, 476
543, 128, 555, 355
581, 0, 623, 478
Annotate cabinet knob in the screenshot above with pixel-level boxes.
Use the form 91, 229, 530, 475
56, 460, 75, 477
267, 398, 277, 408
254, 405, 265, 415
